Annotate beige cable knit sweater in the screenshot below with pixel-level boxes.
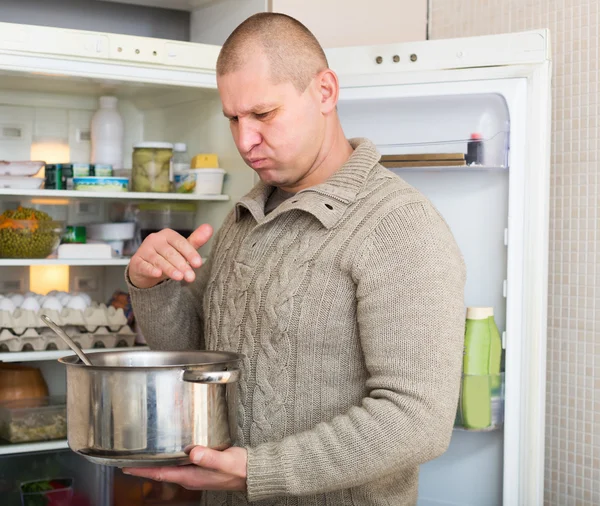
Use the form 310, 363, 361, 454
127, 138, 466, 506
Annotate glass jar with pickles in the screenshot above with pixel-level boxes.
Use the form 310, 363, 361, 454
131, 142, 173, 192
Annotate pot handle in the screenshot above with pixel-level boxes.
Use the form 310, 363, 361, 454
182, 369, 240, 384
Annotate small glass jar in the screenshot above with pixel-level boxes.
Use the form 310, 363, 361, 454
131, 142, 173, 193
135, 202, 197, 242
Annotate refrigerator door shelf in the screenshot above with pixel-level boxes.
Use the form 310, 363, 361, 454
376, 130, 510, 170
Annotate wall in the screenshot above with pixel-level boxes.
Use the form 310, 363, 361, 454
190, 0, 426, 47
430, 2, 600, 505
270, 0, 426, 47
0, 0, 190, 40
190, 0, 267, 45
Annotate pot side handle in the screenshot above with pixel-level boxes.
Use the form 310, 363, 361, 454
182, 369, 240, 384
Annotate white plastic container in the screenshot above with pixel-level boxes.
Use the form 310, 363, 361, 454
0, 176, 44, 189
190, 168, 225, 195
91, 96, 124, 169
86, 222, 135, 241
0, 161, 45, 176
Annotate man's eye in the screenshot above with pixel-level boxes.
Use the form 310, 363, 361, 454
229, 117, 238, 123
255, 111, 272, 120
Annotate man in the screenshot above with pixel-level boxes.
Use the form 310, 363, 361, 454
125, 12, 466, 506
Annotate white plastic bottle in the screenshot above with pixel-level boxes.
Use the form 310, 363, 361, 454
91, 96, 124, 169
173, 143, 190, 171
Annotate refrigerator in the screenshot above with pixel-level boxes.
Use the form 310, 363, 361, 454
0, 22, 551, 506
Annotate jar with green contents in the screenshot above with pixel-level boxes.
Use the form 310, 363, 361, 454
131, 142, 173, 192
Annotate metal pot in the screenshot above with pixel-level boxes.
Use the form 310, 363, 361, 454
59, 350, 242, 467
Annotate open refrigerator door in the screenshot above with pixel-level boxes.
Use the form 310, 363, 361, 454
330, 30, 551, 506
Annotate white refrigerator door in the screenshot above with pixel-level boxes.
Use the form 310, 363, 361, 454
328, 31, 551, 506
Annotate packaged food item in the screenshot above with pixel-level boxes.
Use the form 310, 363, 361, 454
92, 164, 113, 177
0, 396, 67, 443
0, 176, 44, 189
173, 143, 190, 172
0, 207, 64, 258
173, 171, 196, 193
91, 95, 124, 169
71, 163, 91, 178
20, 478, 75, 506
190, 168, 225, 194
0, 161, 45, 176
136, 202, 196, 241
131, 142, 173, 193
44, 164, 63, 190
73, 177, 128, 192
62, 226, 87, 244
457, 307, 503, 430
191, 153, 219, 169
466, 133, 484, 165
86, 222, 135, 241
44, 163, 91, 190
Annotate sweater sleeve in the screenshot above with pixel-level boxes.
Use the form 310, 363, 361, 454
246, 201, 466, 500
125, 249, 213, 351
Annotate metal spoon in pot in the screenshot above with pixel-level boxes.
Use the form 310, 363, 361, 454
41, 314, 93, 366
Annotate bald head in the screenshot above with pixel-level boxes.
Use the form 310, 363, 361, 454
217, 13, 329, 93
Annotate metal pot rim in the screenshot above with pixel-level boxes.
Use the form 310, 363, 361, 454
58, 350, 244, 371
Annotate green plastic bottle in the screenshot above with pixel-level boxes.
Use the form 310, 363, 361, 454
460, 306, 502, 429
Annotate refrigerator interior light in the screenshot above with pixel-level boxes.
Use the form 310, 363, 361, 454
29, 264, 70, 295
30, 142, 70, 177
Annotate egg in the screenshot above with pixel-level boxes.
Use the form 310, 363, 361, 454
41, 296, 63, 312
58, 294, 71, 305
24, 291, 36, 298
66, 295, 87, 311
9, 294, 24, 307
0, 298, 16, 313
47, 290, 58, 297
21, 296, 41, 312
74, 293, 92, 306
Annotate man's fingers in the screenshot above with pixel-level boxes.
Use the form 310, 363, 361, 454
132, 256, 162, 279
122, 465, 242, 490
123, 466, 205, 489
188, 224, 213, 250
163, 229, 202, 268
189, 446, 247, 478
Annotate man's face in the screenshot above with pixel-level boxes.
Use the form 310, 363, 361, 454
217, 51, 324, 189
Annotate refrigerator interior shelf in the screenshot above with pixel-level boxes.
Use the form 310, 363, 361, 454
376, 131, 509, 169
0, 438, 69, 456
0, 258, 131, 267
0, 188, 230, 201
0, 345, 149, 363
387, 165, 507, 173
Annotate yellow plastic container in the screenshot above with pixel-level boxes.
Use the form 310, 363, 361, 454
191, 153, 219, 169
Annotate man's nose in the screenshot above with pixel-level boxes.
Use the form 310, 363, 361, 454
237, 119, 262, 154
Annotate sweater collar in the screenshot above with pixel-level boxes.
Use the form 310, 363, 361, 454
235, 138, 381, 229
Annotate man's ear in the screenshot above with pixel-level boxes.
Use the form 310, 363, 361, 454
317, 69, 339, 114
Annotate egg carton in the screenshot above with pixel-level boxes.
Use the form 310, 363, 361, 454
0, 325, 136, 353
0, 304, 128, 335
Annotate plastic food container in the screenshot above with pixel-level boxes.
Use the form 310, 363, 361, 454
20, 478, 74, 506
0, 396, 67, 443
87, 222, 135, 241
73, 177, 128, 192
136, 202, 196, 241
454, 373, 504, 431
0, 161, 44, 176
189, 168, 225, 195
132, 142, 173, 193
0, 176, 44, 189
0, 219, 65, 258
173, 171, 196, 193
